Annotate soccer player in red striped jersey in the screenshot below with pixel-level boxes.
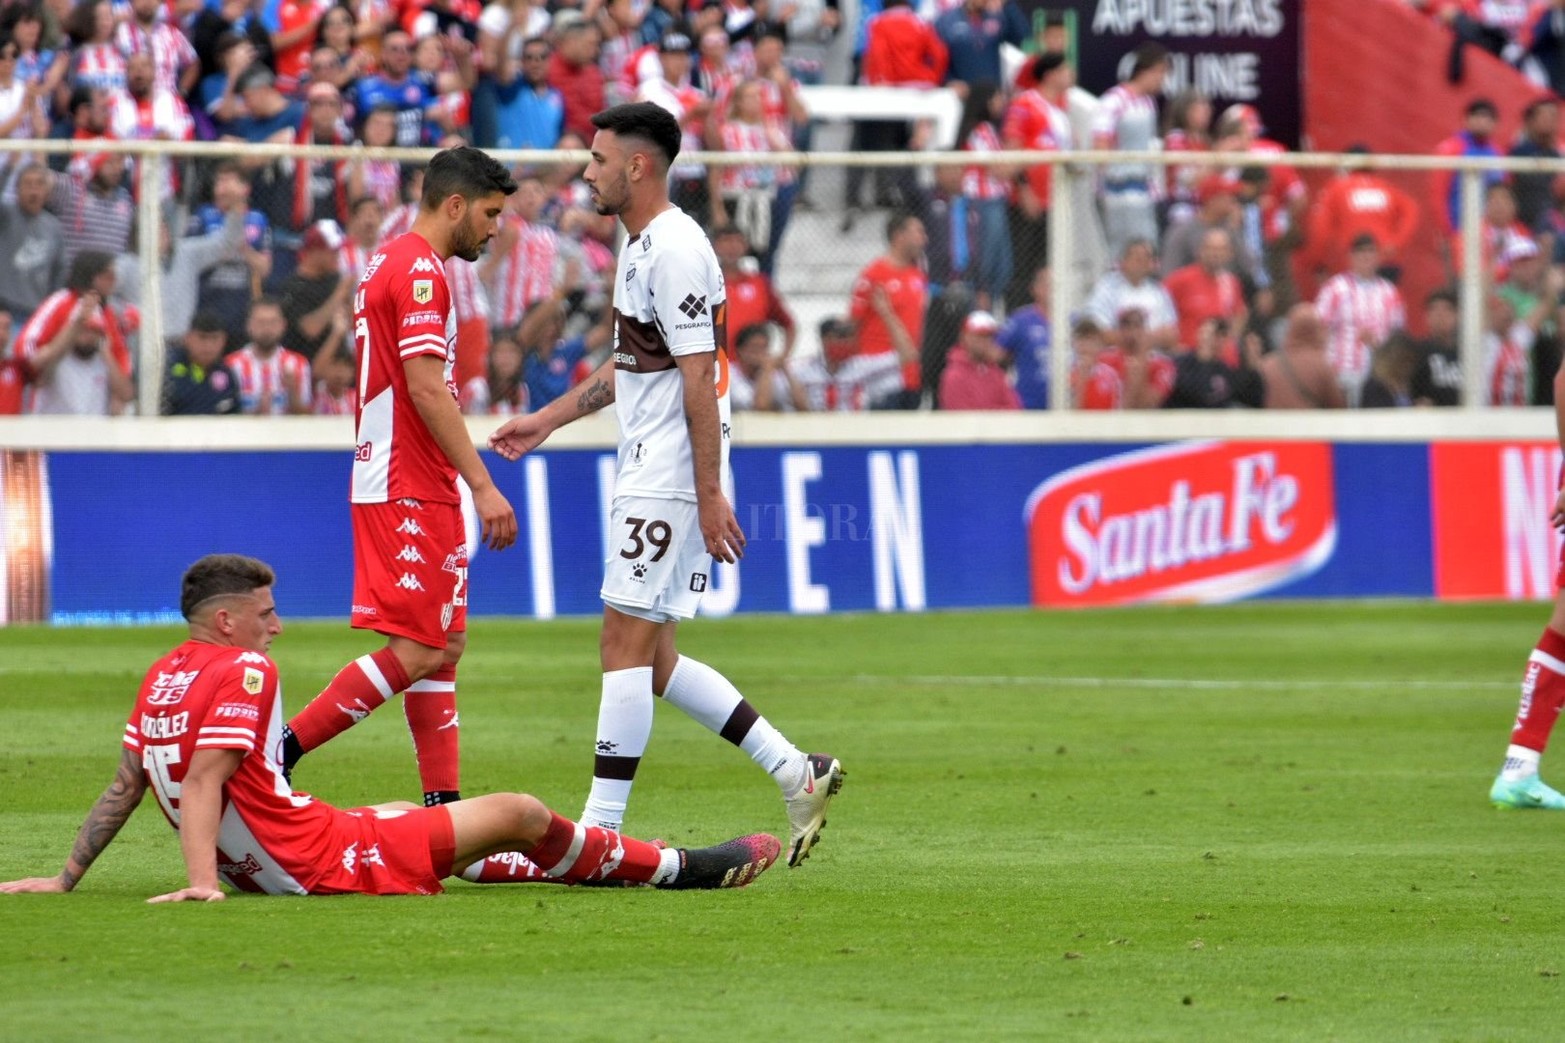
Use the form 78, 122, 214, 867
0, 555, 778, 899
281, 147, 519, 810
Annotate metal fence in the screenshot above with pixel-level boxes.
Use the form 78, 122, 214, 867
0, 138, 1553, 418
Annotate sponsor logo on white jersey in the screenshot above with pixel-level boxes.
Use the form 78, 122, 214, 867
396, 518, 425, 536
409, 257, 438, 274
396, 545, 427, 564
395, 573, 425, 591
147, 669, 200, 705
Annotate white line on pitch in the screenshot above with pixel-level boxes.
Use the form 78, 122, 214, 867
848, 675, 1516, 692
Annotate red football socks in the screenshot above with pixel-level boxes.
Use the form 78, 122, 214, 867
287, 647, 410, 753
527, 812, 662, 884
405, 664, 460, 795
1510, 628, 1565, 753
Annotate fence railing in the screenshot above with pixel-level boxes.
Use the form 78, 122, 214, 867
0, 138, 1557, 420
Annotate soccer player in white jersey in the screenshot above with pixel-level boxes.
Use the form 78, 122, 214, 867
490, 102, 843, 867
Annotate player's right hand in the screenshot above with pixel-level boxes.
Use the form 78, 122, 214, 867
488, 415, 551, 461
473, 483, 517, 551
0, 875, 69, 894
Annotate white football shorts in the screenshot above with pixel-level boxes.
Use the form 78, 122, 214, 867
600, 494, 713, 623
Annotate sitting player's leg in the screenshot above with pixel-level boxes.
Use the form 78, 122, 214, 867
578, 606, 664, 831
444, 794, 778, 889
1492, 588, 1565, 809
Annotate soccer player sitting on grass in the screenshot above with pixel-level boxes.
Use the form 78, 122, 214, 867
0, 555, 779, 901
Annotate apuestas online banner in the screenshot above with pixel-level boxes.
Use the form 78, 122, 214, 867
4, 439, 1545, 626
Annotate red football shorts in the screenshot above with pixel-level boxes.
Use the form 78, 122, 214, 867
311, 805, 457, 896
351, 498, 467, 648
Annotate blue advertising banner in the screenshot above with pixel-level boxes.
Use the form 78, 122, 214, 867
8, 439, 1434, 626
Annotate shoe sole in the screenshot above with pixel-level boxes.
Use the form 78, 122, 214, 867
788, 763, 845, 868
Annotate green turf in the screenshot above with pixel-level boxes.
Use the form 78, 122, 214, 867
3, 603, 1563, 1041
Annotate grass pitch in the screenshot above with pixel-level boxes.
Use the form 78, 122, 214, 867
2, 602, 1562, 1041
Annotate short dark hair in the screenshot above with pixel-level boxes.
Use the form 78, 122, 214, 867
421, 145, 518, 211
180, 554, 275, 620
188, 311, 227, 335
249, 295, 284, 318
1466, 97, 1498, 119
735, 322, 770, 347
1129, 42, 1169, 78
1032, 51, 1066, 82
711, 223, 745, 240
1350, 232, 1379, 252
886, 210, 919, 241
590, 102, 682, 169
65, 249, 114, 292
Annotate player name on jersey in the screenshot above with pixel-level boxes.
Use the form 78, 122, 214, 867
1025, 441, 1337, 607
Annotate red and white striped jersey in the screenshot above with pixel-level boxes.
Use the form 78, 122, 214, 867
228, 344, 315, 414
113, 20, 196, 94
488, 218, 558, 328
962, 121, 1011, 201
107, 87, 193, 141
122, 640, 334, 896
1485, 324, 1532, 406
1315, 272, 1405, 382
351, 232, 460, 504
72, 43, 126, 93
1002, 89, 1070, 207
379, 203, 415, 242
717, 119, 791, 193
339, 240, 376, 286
446, 257, 485, 324
313, 382, 357, 415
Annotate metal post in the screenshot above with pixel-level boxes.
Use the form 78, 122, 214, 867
136, 150, 165, 418
1457, 168, 1485, 411
1048, 158, 1076, 412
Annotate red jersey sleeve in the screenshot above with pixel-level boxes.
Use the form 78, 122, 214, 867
389, 266, 453, 363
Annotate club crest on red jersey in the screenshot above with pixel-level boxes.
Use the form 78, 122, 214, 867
1025, 442, 1337, 607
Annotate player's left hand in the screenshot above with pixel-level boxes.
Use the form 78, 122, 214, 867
0, 875, 69, 894
700, 496, 746, 564
472, 482, 517, 551
147, 886, 226, 904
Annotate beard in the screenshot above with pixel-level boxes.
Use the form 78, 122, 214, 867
590, 174, 628, 217
451, 220, 489, 262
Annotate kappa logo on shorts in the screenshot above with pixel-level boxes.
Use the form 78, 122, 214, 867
689, 573, 708, 592
395, 573, 425, 591
396, 518, 424, 536
396, 545, 426, 564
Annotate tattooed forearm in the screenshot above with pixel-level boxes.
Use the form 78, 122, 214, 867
60, 750, 145, 890
576, 377, 614, 414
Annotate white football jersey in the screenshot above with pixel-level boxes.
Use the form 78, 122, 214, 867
611, 206, 731, 502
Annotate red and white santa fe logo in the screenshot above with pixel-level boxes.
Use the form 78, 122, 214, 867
1025, 441, 1337, 608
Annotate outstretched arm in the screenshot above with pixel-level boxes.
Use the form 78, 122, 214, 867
0, 748, 147, 894
489, 356, 617, 461
148, 748, 242, 904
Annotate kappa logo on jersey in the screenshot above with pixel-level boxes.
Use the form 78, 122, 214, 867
412, 279, 434, 304
677, 293, 706, 320
396, 545, 427, 564
396, 518, 425, 536
236, 652, 268, 664
395, 573, 425, 591
408, 257, 438, 275
242, 667, 265, 695
147, 669, 200, 705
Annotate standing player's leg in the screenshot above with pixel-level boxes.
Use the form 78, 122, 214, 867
652, 625, 844, 868
444, 793, 778, 889
579, 605, 663, 832
405, 628, 464, 806
1492, 588, 1565, 809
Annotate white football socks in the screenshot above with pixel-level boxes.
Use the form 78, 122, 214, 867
581, 666, 655, 831
1501, 744, 1542, 781
662, 655, 808, 795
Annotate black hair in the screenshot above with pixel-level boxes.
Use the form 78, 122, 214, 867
735, 322, 770, 347
421, 145, 519, 210
955, 80, 1000, 147
181, 554, 275, 620
590, 101, 683, 168
189, 311, 227, 335
65, 249, 113, 292
1129, 42, 1169, 78
1350, 232, 1379, 252
1466, 97, 1498, 119
886, 210, 920, 241
1031, 51, 1066, 82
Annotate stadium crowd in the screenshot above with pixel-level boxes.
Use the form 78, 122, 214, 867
0, 0, 1556, 414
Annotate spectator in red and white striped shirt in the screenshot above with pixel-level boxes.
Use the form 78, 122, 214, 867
228, 296, 313, 415
711, 79, 792, 263
113, 0, 198, 96
957, 81, 1015, 313
479, 172, 560, 330
311, 348, 357, 415
1315, 233, 1406, 406
337, 194, 383, 286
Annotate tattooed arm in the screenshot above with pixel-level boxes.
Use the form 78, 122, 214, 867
488, 357, 618, 462
0, 748, 147, 894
